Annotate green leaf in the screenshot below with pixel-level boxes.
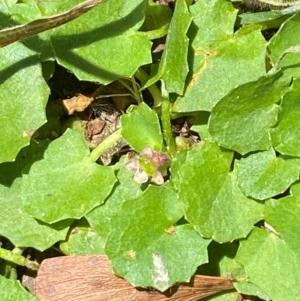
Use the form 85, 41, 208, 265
265, 182, 300, 259
8, 1, 54, 60
208, 72, 289, 155
21, 129, 116, 224
173, 0, 266, 112
121, 103, 164, 152
271, 78, 300, 156
2, 0, 18, 9
238, 5, 300, 30
237, 148, 300, 200
235, 228, 300, 301
86, 159, 144, 245
0, 43, 48, 163
172, 141, 234, 238
198, 241, 240, 301
0, 139, 50, 187
173, 141, 262, 242
258, 0, 300, 5
60, 219, 105, 255
106, 183, 210, 292
0, 180, 68, 251
143, 0, 192, 94
233, 267, 271, 301
198, 241, 239, 276
0, 276, 37, 301
51, 0, 152, 84
140, 0, 172, 32
268, 13, 300, 77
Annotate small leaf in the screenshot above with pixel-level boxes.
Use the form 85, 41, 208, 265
237, 148, 300, 200
268, 13, 300, 76
105, 184, 210, 292
0, 275, 37, 301
143, 0, 192, 94
174, 0, 266, 112
239, 6, 298, 30
21, 129, 116, 224
271, 78, 300, 156
60, 219, 105, 255
209, 72, 289, 155
140, 0, 172, 32
121, 103, 164, 152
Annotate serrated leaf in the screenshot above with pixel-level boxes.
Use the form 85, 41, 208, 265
21, 129, 116, 224
50, 0, 152, 84
271, 78, 300, 156
235, 228, 300, 301
205, 169, 263, 242
60, 219, 105, 255
237, 148, 300, 200
173, 0, 266, 112
0, 275, 37, 301
173, 141, 262, 242
105, 183, 210, 292
208, 72, 289, 155
143, 0, 192, 94
86, 159, 144, 245
121, 103, 164, 152
0, 180, 68, 251
0, 43, 48, 163
172, 141, 234, 237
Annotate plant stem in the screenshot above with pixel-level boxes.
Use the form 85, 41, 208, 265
118, 79, 140, 102
131, 77, 143, 104
137, 24, 169, 40
0, 0, 107, 47
0, 247, 39, 271
160, 81, 175, 154
135, 68, 162, 107
89, 128, 122, 162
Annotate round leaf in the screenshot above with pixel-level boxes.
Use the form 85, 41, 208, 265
121, 103, 164, 152
209, 72, 289, 155
105, 184, 210, 292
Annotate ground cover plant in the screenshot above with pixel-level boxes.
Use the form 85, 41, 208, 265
1, 0, 300, 300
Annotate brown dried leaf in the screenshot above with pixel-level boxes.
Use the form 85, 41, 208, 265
86, 118, 106, 139
35, 255, 234, 301
62, 94, 93, 115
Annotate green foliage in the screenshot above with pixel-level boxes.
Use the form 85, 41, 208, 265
0, 276, 37, 301
1, 0, 300, 300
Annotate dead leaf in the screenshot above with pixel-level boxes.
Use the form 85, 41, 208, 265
62, 94, 93, 115
86, 118, 106, 139
35, 255, 234, 301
